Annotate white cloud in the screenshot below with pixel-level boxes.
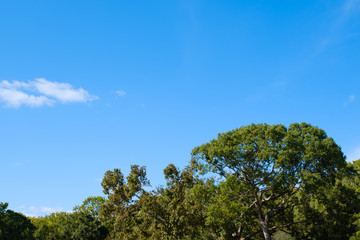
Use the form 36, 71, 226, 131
0, 79, 98, 108
33, 78, 98, 103
0, 83, 55, 108
116, 90, 127, 97
17, 206, 71, 217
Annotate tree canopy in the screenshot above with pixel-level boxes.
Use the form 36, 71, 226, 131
2, 123, 360, 240
191, 123, 349, 239
0, 202, 35, 240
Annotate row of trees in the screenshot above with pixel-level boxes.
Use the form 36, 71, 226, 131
2, 123, 360, 239
0, 198, 108, 240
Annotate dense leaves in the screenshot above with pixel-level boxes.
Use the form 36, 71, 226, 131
32, 211, 108, 240
73, 196, 105, 219
192, 123, 348, 239
0, 202, 35, 240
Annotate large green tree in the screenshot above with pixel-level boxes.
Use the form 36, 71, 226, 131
192, 123, 347, 240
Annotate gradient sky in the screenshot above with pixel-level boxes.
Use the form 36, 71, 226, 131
1, 0, 360, 217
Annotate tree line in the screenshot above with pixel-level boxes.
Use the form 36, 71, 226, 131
1, 123, 360, 240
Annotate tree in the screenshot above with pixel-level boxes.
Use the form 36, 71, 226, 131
33, 212, 72, 240
73, 196, 106, 219
139, 164, 209, 240
343, 159, 360, 240
0, 202, 35, 240
33, 211, 108, 240
99, 164, 211, 239
197, 175, 261, 239
191, 123, 347, 240
286, 176, 360, 239
99, 165, 150, 239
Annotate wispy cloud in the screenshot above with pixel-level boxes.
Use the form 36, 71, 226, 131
17, 205, 71, 217
116, 90, 127, 97
314, 0, 360, 55
344, 94, 356, 106
0, 78, 98, 108
343, 0, 360, 17
94, 178, 102, 182
335, 0, 360, 32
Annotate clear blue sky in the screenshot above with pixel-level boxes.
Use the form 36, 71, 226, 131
1, 0, 360, 216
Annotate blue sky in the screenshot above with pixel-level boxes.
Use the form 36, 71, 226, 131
1, 0, 360, 216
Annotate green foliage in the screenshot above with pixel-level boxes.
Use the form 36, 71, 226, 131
140, 164, 209, 240
201, 175, 260, 239
283, 173, 360, 239
5, 122, 360, 240
98, 123, 359, 240
100, 165, 149, 239
99, 164, 211, 239
0, 202, 35, 240
33, 212, 71, 239
73, 196, 105, 218
191, 123, 348, 239
32, 211, 108, 240
346, 159, 360, 240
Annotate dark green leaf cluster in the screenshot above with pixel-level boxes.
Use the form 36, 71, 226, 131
0, 202, 35, 240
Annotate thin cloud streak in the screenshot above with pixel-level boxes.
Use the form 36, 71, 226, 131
313, 0, 360, 55
17, 205, 71, 217
343, 0, 360, 16
116, 90, 127, 97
